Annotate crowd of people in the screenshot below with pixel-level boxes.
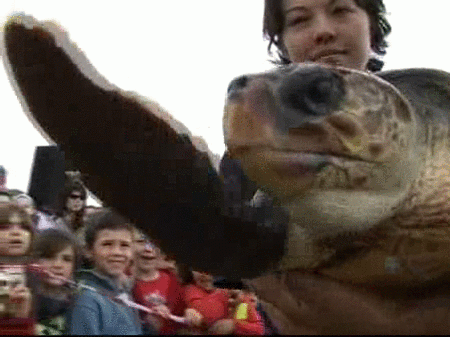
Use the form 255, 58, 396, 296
0, 177, 274, 335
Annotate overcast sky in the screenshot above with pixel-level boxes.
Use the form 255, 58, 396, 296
1, 0, 450, 196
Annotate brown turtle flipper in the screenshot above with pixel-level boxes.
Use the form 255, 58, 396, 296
2, 14, 286, 279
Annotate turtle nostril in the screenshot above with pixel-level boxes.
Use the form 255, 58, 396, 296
227, 75, 249, 96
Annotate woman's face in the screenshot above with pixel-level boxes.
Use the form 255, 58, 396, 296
39, 245, 75, 287
66, 191, 85, 213
281, 0, 372, 71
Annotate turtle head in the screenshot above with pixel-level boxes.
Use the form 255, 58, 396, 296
224, 64, 420, 234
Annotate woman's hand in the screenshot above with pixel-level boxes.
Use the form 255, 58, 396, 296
208, 318, 235, 335
9, 285, 32, 318
184, 308, 203, 327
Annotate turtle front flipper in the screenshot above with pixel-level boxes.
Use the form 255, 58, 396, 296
2, 14, 287, 279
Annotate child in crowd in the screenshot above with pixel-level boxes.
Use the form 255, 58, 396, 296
12, 193, 59, 236
11, 194, 34, 221
31, 229, 80, 335
182, 268, 228, 334
226, 287, 265, 335
0, 202, 35, 335
132, 230, 200, 334
181, 267, 264, 335
66, 209, 146, 335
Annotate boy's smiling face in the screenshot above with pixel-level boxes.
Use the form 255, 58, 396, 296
0, 212, 32, 256
89, 229, 133, 278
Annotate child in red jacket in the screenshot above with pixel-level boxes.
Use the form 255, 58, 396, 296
182, 269, 264, 335
226, 289, 264, 335
183, 273, 229, 334
132, 231, 200, 334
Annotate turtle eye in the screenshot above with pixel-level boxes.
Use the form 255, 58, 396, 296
308, 78, 335, 105
278, 67, 345, 117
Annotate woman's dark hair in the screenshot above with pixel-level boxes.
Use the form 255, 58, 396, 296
55, 179, 87, 214
32, 228, 81, 269
54, 179, 87, 230
263, 0, 391, 71
84, 209, 134, 249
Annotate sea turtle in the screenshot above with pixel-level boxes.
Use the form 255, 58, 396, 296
224, 63, 450, 284
224, 65, 450, 333
4, 14, 450, 334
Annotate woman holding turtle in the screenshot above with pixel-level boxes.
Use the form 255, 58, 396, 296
240, 0, 450, 335
263, 0, 390, 71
